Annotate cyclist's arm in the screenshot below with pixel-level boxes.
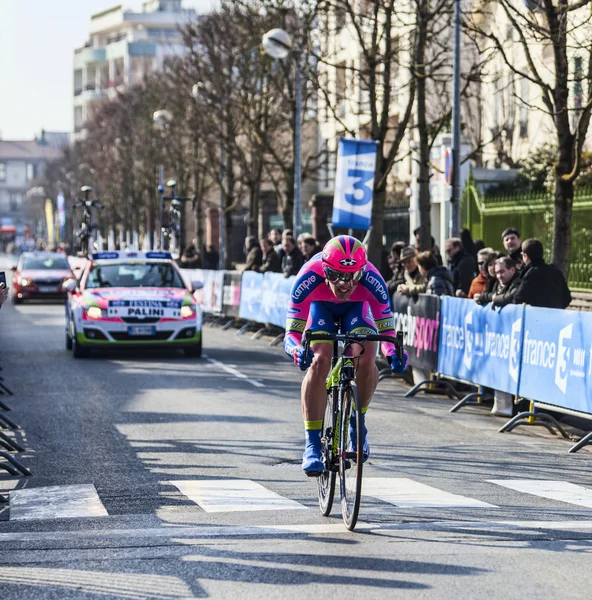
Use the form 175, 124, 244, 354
283, 263, 324, 358
359, 265, 397, 358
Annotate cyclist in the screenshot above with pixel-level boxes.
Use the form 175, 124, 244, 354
284, 235, 408, 476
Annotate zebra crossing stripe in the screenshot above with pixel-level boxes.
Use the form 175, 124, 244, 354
9, 484, 108, 521
170, 479, 308, 513
489, 480, 592, 508
363, 478, 497, 508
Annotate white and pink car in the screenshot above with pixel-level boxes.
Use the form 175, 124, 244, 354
64, 251, 203, 358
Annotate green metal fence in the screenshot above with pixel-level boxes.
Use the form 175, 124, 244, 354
462, 173, 592, 290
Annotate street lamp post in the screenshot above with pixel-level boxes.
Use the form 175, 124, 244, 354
262, 28, 303, 238
153, 109, 172, 249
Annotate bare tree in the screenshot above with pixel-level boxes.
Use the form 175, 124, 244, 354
467, 0, 592, 276
317, 0, 417, 263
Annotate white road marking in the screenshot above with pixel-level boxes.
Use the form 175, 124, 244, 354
489, 479, 592, 508
2, 520, 592, 545
206, 358, 265, 388
171, 479, 308, 513
9, 484, 108, 521
363, 478, 497, 508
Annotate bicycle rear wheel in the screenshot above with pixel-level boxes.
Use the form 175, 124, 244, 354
317, 388, 337, 516
339, 382, 363, 530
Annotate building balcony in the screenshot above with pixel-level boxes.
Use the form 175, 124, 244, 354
73, 47, 107, 69
106, 39, 157, 60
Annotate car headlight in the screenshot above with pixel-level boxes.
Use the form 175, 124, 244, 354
86, 306, 103, 319
181, 304, 196, 318
18, 277, 32, 286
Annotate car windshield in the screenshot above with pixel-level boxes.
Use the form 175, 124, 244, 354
86, 262, 185, 289
22, 256, 70, 270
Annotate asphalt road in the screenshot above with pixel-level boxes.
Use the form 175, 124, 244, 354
0, 256, 591, 599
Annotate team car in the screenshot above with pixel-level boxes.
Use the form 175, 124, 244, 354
64, 251, 203, 359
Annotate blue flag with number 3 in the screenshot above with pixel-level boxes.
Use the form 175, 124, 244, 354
331, 138, 378, 231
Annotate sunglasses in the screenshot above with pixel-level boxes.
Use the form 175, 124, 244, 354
324, 266, 365, 285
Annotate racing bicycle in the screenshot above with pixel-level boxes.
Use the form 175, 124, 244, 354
302, 328, 404, 530
159, 179, 194, 253
74, 186, 103, 256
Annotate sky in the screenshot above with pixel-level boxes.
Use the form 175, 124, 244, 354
0, 0, 216, 140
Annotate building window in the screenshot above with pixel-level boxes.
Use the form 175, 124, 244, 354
0, 163, 5, 181
26, 163, 36, 181
10, 193, 22, 212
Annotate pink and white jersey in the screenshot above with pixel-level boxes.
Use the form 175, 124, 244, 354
284, 253, 396, 357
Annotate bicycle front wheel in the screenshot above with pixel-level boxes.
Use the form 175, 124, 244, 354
339, 382, 363, 530
317, 388, 337, 516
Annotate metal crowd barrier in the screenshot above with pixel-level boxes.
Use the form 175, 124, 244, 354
0, 353, 32, 504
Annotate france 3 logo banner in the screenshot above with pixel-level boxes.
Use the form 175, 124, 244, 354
518, 307, 592, 414
437, 298, 524, 395
331, 138, 378, 231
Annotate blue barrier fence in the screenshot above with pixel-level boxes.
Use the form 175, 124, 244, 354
438, 297, 592, 416
438, 298, 523, 395
238, 272, 294, 328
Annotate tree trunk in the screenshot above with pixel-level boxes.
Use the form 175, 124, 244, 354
552, 171, 573, 279
416, 1, 431, 252
282, 188, 294, 232
193, 134, 203, 254
247, 184, 259, 238
366, 181, 386, 266
224, 208, 233, 270
416, 12, 431, 253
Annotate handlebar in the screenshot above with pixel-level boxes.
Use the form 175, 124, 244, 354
302, 331, 397, 345
302, 329, 405, 363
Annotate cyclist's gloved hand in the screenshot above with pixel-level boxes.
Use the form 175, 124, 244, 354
293, 345, 314, 371
389, 351, 408, 374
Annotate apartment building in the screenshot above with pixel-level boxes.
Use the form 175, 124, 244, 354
0, 131, 67, 238
73, 0, 196, 137
315, 2, 592, 244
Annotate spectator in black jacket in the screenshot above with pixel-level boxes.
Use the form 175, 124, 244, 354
203, 244, 219, 270
514, 238, 571, 309
417, 251, 454, 296
501, 227, 524, 269
243, 236, 263, 272
445, 237, 476, 296
476, 257, 520, 307
258, 238, 282, 273
281, 236, 304, 278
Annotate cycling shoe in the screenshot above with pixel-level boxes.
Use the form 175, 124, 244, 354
302, 429, 324, 476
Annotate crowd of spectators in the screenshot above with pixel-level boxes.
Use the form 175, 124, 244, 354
387, 226, 571, 310
240, 229, 322, 278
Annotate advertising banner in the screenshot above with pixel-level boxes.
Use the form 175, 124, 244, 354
222, 271, 242, 318
331, 138, 378, 230
182, 269, 224, 313
257, 273, 294, 328
392, 293, 440, 372
238, 271, 264, 321
518, 307, 592, 414
438, 297, 524, 394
